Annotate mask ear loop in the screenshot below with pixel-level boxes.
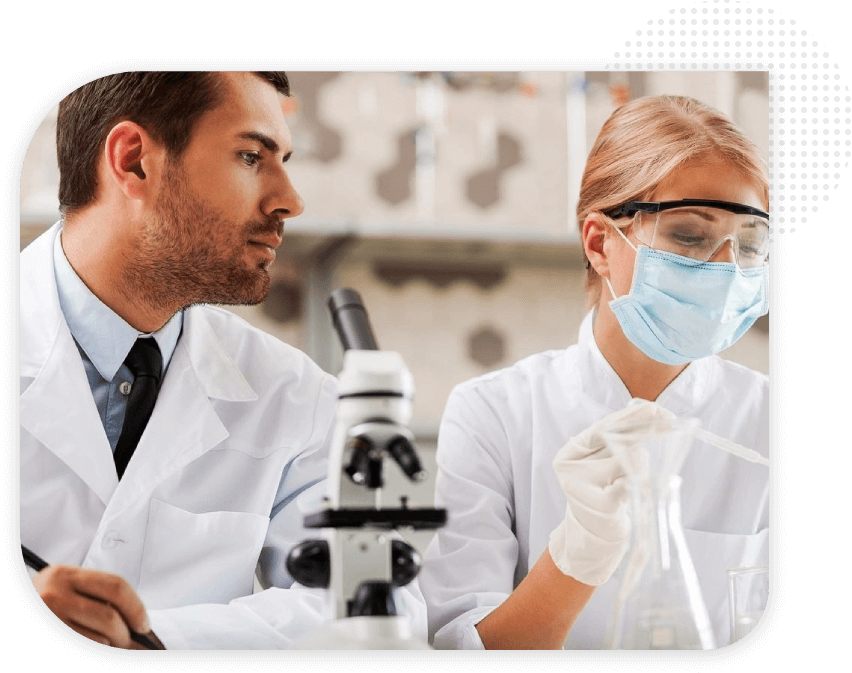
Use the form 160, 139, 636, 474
604, 276, 619, 301
604, 221, 639, 302
612, 222, 638, 252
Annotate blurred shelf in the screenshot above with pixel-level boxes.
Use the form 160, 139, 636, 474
21, 217, 585, 268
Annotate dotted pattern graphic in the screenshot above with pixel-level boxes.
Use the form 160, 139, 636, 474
606, 0, 851, 237
613, 1, 836, 652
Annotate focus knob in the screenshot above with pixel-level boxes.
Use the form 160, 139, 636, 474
286, 539, 330, 588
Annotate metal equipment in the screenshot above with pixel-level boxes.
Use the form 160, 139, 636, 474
286, 289, 446, 649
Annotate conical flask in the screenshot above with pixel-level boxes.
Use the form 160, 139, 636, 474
602, 415, 716, 650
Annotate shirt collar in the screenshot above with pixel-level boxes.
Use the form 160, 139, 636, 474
53, 227, 183, 382
576, 309, 632, 410
575, 308, 711, 415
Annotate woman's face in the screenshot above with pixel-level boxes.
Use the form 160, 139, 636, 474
605, 156, 767, 300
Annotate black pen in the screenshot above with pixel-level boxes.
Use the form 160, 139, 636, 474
21, 544, 164, 650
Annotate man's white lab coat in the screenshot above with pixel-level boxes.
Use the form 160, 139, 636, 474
420, 311, 768, 649
20, 223, 426, 648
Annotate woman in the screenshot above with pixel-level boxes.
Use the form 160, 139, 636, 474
419, 95, 769, 649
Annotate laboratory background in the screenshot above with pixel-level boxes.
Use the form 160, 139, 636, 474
19, 70, 769, 451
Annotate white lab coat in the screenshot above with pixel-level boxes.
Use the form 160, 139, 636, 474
20, 223, 427, 649
420, 311, 768, 649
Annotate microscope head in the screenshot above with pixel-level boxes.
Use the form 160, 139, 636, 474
337, 350, 414, 422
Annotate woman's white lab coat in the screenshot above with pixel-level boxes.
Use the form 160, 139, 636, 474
420, 312, 768, 649
19, 223, 426, 648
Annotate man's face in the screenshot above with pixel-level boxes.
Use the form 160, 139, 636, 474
136, 72, 304, 308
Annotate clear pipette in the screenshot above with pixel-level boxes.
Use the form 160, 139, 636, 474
696, 429, 769, 467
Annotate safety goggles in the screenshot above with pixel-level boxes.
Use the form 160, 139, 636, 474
604, 199, 770, 269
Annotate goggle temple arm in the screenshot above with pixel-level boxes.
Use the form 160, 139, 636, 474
605, 199, 769, 220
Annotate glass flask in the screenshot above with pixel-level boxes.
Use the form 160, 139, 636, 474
602, 415, 717, 650
727, 565, 768, 643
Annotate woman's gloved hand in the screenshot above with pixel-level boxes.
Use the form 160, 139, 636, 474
547, 400, 675, 586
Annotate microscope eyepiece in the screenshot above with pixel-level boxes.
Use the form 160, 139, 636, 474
328, 289, 379, 351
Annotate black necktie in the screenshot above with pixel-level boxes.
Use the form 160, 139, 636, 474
113, 338, 163, 479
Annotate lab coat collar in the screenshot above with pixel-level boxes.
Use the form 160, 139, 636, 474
20, 222, 118, 504
20, 222, 64, 380
92, 308, 259, 518
20, 222, 259, 511
575, 309, 711, 416
182, 308, 258, 403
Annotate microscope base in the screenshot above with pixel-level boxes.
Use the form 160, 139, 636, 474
290, 615, 431, 650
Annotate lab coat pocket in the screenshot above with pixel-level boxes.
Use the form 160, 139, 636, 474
682, 527, 768, 646
139, 498, 269, 609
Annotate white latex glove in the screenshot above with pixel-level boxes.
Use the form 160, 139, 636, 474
548, 400, 676, 586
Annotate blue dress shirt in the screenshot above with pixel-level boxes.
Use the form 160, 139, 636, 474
53, 228, 183, 453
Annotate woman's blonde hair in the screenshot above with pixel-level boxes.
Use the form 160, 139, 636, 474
577, 95, 768, 306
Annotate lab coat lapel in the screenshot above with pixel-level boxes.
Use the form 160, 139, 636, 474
19, 223, 119, 506
105, 307, 258, 513
20, 326, 120, 506
20, 224, 259, 515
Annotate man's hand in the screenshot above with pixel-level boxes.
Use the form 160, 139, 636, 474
32, 565, 150, 648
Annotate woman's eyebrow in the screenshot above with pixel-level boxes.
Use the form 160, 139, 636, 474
673, 207, 718, 221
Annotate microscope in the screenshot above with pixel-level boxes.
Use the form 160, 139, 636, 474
287, 289, 447, 649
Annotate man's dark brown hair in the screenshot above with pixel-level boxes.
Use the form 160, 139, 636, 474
56, 71, 290, 217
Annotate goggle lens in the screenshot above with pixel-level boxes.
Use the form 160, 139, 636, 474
634, 207, 769, 268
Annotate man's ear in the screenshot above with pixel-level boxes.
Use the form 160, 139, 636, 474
102, 121, 163, 203
582, 213, 610, 277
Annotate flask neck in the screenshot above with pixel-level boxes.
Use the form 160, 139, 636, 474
630, 474, 684, 571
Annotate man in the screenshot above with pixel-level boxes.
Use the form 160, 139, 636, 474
20, 71, 425, 649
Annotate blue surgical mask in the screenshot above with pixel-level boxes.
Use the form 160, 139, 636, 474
604, 229, 769, 365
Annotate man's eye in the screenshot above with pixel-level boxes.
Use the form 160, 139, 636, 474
240, 152, 260, 166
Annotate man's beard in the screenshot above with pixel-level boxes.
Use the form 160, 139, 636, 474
125, 162, 282, 311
